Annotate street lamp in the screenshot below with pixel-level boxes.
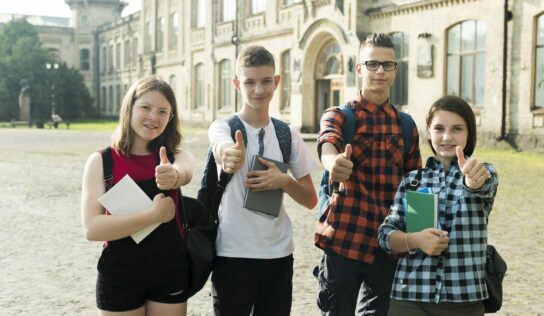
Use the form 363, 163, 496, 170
45, 62, 59, 118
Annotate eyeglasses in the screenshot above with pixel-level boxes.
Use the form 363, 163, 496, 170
361, 60, 398, 71
136, 105, 174, 121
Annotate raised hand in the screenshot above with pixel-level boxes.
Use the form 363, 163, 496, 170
151, 193, 176, 223
245, 157, 287, 191
155, 146, 178, 190
330, 144, 353, 182
456, 146, 490, 190
222, 130, 246, 174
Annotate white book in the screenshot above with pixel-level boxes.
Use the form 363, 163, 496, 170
97, 174, 160, 244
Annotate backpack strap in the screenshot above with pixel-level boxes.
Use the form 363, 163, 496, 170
101, 147, 114, 191
226, 114, 247, 147
392, 104, 416, 160
270, 117, 292, 163
339, 103, 356, 146
405, 168, 423, 191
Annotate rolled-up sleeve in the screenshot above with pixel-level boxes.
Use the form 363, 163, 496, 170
317, 107, 347, 160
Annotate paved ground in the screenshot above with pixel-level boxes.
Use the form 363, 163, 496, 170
0, 128, 542, 315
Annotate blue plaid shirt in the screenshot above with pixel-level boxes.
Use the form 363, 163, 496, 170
378, 156, 499, 303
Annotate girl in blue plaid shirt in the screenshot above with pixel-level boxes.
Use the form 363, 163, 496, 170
378, 96, 499, 316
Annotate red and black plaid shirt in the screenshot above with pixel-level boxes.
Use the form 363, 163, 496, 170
315, 93, 422, 264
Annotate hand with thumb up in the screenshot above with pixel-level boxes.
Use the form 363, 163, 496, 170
222, 130, 246, 174
155, 146, 180, 190
456, 146, 490, 190
330, 144, 354, 183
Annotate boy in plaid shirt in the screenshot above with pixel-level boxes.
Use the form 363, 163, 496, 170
315, 33, 422, 315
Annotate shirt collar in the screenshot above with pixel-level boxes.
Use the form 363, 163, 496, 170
353, 90, 394, 115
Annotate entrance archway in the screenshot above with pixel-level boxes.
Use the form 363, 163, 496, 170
314, 40, 344, 131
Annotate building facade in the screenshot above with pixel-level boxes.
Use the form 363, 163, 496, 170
5, 0, 543, 150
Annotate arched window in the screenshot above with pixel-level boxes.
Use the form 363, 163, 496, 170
221, 0, 236, 22
169, 74, 177, 95
171, 12, 179, 49
446, 20, 486, 106
101, 87, 107, 112
80, 49, 90, 70
535, 14, 544, 108
281, 50, 291, 110
316, 41, 343, 78
157, 17, 165, 51
116, 84, 121, 114
194, 0, 205, 28
390, 32, 409, 106
218, 60, 231, 110
194, 63, 205, 109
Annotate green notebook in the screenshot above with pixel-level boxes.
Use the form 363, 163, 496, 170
406, 190, 438, 233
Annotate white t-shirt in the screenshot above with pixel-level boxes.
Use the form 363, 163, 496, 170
208, 115, 317, 259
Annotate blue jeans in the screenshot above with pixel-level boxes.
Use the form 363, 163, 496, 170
315, 248, 397, 316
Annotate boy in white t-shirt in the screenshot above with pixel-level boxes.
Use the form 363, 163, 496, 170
208, 45, 318, 316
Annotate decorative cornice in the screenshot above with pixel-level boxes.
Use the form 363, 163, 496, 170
366, 0, 480, 20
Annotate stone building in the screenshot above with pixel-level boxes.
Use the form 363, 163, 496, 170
2, 0, 543, 150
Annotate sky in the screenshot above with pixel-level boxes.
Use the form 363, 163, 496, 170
0, 0, 141, 18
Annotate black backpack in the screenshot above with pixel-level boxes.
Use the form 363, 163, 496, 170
196, 114, 292, 229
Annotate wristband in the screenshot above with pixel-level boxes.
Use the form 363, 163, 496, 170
405, 232, 416, 255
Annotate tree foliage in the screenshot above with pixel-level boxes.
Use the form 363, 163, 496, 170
0, 18, 94, 122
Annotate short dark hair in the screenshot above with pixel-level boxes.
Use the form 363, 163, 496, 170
426, 95, 477, 156
361, 33, 395, 49
236, 45, 275, 75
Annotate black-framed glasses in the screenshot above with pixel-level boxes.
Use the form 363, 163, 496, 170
361, 60, 398, 71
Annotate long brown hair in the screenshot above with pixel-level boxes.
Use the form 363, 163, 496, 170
112, 75, 182, 155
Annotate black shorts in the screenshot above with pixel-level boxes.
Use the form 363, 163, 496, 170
96, 245, 189, 312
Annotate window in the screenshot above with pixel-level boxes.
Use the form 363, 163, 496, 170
115, 42, 121, 68
157, 17, 164, 51
124, 40, 130, 66
108, 44, 113, 72
251, 0, 266, 14
446, 20, 486, 106
101, 87, 106, 111
132, 37, 138, 66
108, 86, 113, 113
281, 50, 291, 110
390, 32, 409, 105
194, 63, 205, 109
219, 60, 231, 110
170, 12, 179, 49
283, 0, 295, 6
535, 14, 544, 108
194, 0, 205, 28
116, 84, 121, 113
145, 21, 152, 52
102, 46, 107, 73
169, 74, 177, 95
221, 0, 236, 22
80, 49, 90, 71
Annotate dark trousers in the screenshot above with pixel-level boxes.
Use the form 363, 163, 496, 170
315, 248, 398, 316
211, 255, 293, 316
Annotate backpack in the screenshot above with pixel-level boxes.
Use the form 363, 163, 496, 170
100, 146, 215, 298
316, 103, 416, 217
196, 114, 292, 233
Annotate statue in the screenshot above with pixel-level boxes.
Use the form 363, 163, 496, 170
18, 79, 31, 122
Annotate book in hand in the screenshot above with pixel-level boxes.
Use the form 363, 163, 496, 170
406, 190, 438, 233
243, 155, 288, 217
97, 174, 160, 244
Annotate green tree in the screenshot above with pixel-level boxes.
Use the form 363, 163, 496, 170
0, 18, 94, 122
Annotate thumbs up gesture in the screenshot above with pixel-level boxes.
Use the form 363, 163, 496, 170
155, 146, 179, 190
456, 146, 490, 190
330, 144, 353, 182
222, 130, 246, 174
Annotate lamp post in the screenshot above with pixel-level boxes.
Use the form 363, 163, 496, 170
45, 62, 59, 119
